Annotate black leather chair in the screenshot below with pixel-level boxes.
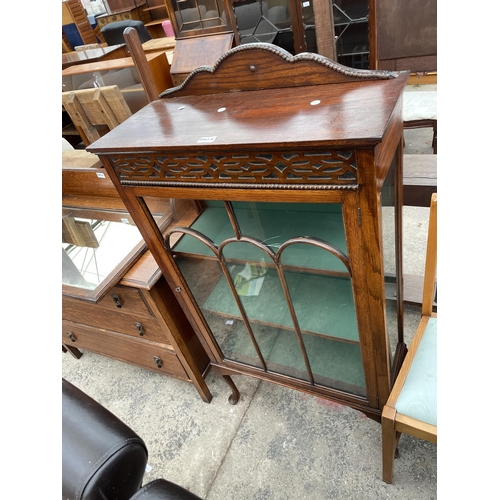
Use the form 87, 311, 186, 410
130, 479, 204, 499
62, 378, 202, 500
100, 20, 152, 46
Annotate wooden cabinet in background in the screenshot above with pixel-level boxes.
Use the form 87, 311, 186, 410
160, 0, 435, 72
162, 0, 232, 39
62, 265, 211, 398
106, 0, 147, 11
96, 2, 152, 28
374, 0, 437, 72
62, 156, 212, 402
142, 0, 172, 38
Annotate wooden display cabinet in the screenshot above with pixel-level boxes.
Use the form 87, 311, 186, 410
161, 0, 435, 72
95, 1, 153, 28
88, 43, 409, 421
375, 0, 436, 72
160, 0, 371, 67
62, 154, 212, 402
162, 0, 233, 39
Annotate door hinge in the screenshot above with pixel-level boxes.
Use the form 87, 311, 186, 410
358, 207, 362, 226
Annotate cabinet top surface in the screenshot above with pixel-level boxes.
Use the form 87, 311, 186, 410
89, 76, 407, 154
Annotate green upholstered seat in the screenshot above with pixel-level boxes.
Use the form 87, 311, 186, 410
394, 317, 437, 426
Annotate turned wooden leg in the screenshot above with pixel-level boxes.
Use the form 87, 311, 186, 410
432, 121, 437, 154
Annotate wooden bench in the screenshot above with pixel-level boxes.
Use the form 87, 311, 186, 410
403, 154, 437, 207
403, 89, 437, 154
389, 154, 437, 307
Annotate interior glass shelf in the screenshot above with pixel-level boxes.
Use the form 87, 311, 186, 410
202, 267, 358, 342
172, 202, 349, 274
203, 312, 365, 394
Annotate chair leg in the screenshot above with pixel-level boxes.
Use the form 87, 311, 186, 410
382, 407, 398, 484
432, 121, 437, 154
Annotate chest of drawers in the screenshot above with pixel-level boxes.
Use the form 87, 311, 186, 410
62, 160, 212, 402
62, 264, 210, 393
96, 5, 152, 28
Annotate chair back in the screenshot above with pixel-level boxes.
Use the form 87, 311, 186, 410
62, 85, 132, 146
422, 193, 437, 316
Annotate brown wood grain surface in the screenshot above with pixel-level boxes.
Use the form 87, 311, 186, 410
171, 34, 234, 74
88, 45, 410, 418
62, 45, 128, 68
62, 320, 189, 379
141, 36, 176, 52
376, 0, 437, 60
89, 77, 408, 154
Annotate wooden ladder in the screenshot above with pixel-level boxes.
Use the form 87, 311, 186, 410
65, 0, 99, 46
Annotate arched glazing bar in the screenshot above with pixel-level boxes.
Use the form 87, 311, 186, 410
164, 200, 353, 387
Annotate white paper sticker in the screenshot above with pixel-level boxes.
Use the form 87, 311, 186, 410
120, 218, 130, 224
197, 136, 217, 143
226, 320, 234, 325
96, 172, 106, 178
303, 1, 310, 6
234, 262, 267, 296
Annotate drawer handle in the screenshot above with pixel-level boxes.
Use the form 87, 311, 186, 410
111, 294, 122, 308
67, 331, 77, 342
153, 356, 163, 369
134, 322, 145, 336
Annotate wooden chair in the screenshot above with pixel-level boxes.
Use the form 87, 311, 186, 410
62, 85, 133, 146
381, 193, 437, 483
123, 27, 161, 103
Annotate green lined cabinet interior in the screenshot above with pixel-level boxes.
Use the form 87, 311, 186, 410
171, 201, 365, 396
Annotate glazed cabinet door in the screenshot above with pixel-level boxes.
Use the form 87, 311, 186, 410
167, 200, 368, 398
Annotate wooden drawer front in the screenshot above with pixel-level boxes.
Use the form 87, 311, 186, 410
98, 286, 153, 317
97, 10, 143, 27
63, 286, 153, 318
62, 321, 189, 380
97, 14, 126, 27
62, 298, 170, 344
